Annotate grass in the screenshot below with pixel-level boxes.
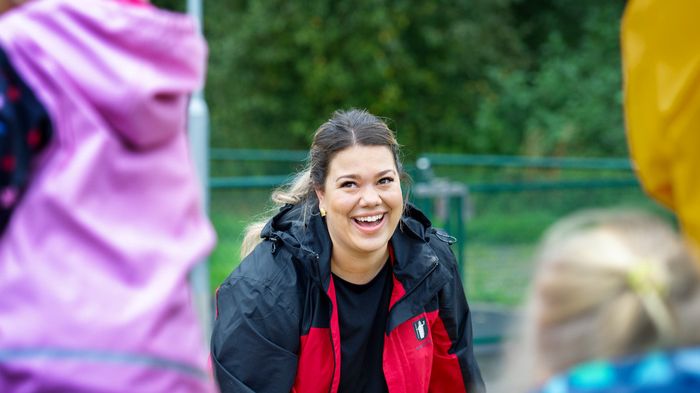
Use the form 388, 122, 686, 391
464, 242, 536, 305
209, 188, 274, 291
209, 212, 245, 289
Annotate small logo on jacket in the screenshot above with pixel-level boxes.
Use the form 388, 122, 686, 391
413, 317, 427, 341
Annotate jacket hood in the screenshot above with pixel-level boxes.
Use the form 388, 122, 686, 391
0, 0, 206, 149
261, 202, 442, 292
622, 1, 700, 257
260, 203, 333, 285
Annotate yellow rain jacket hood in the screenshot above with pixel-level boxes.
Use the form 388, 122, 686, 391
622, 0, 700, 249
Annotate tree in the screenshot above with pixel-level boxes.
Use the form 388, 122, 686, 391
202, 0, 524, 156
155, 0, 628, 157
475, 0, 627, 156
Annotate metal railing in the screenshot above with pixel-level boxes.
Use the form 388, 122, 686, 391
209, 149, 640, 269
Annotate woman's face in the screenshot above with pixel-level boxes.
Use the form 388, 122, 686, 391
316, 145, 403, 261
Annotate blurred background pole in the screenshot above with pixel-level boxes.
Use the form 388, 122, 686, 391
186, 0, 212, 344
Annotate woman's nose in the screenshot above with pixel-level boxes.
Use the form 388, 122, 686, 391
359, 186, 381, 206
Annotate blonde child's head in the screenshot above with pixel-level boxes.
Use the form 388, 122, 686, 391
499, 209, 700, 391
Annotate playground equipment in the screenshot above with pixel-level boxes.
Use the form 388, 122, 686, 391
411, 157, 470, 271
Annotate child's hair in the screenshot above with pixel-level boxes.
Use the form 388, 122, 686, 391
498, 209, 700, 391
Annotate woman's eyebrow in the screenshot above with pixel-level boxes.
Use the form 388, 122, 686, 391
335, 169, 396, 182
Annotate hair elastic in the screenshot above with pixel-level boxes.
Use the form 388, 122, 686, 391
626, 260, 676, 344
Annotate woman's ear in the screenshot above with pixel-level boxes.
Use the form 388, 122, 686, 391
315, 187, 325, 211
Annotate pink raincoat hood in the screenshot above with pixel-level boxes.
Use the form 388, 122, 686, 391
0, 0, 216, 391
1, 0, 204, 149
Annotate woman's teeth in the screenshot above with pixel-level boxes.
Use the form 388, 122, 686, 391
356, 214, 383, 223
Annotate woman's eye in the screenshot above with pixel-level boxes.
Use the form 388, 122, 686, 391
340, 181, 357, 188
378, 177, 394, 185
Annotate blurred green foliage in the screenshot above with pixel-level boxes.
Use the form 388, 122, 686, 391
153, 0, 626, 157
481, 1, 626, 156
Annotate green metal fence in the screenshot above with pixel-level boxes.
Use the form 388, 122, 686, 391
407, 153, 658, 305
208, 149, 659, 306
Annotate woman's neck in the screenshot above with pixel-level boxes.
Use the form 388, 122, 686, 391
331, 247, 389, 285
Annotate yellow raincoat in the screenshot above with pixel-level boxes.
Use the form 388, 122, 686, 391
622, 0, 700, 250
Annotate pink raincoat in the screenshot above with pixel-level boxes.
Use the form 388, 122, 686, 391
0, 0, 216, 391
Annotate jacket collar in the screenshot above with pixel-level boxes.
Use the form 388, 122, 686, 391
389, 204, 444, 294
261, 202, 442, 293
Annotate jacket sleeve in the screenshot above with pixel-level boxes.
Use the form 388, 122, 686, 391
0, 46, 52, 234
429, 243, 486, 393
211, 277, 300, 393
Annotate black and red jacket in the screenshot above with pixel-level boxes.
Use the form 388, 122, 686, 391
211, 202, 485, 393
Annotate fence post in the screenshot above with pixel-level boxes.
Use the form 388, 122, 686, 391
186, 0, 212, 345
411, 164, 469, 278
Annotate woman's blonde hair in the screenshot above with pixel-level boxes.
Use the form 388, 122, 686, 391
239, 109, 404, 258
498, 208, 700, 392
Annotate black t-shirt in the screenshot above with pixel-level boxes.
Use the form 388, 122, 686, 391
332, 261, 393, 393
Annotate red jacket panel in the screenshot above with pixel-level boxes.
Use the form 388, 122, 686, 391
212, 203, 484, 393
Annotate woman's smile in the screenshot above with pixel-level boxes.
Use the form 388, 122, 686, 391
352, 212, 387, 232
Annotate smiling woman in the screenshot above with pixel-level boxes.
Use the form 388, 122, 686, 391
211, 109, 485, 393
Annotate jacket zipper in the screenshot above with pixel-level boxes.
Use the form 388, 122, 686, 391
327, 320, 336, 393
323, 252, 336, 393
306, 250, 336, 393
